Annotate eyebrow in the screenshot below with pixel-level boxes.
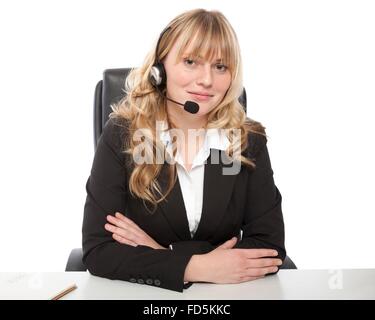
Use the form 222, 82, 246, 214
183, 53, 224, 63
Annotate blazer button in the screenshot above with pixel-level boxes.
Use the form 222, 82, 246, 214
146, 279, 153, 285
154, 279, 161, 286
129, 278, 137, 283
137, 279, 145, 284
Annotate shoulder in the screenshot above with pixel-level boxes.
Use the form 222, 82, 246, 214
100, 116, 130, 153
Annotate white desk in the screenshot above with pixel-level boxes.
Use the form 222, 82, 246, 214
1, 269, 374, 300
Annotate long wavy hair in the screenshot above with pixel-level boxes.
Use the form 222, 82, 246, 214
110, 9, 265, 212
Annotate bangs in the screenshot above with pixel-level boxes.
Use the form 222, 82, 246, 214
174, 20, 237, 74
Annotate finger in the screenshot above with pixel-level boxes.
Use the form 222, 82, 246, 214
242, 249, 278, 259
217, 237, 237, 250
110, 215, 155, 244
107, 214, 130, 228
115, 212, 142, 230
105, 223, 137, 242
107, 216, 164, 249
246, 258, 283, 268
107, 215, 141, 238
245, 266, 279, 277
112, 233, 138, 247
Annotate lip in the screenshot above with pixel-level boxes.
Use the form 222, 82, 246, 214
188, 91, 214, 102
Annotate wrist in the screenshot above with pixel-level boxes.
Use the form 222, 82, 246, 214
184, 254, 206, 282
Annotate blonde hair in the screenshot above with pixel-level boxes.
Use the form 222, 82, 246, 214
110, 9, 265, 212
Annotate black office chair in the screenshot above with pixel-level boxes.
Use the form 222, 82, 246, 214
66, 68, 296, 271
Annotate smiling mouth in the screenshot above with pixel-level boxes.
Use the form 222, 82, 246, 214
188, 92, 214, 102
188, 91, 214, 97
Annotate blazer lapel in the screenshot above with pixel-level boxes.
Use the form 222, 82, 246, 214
193, 149, 238, 240
157, 164, 192, 241
157, 150, 239, 242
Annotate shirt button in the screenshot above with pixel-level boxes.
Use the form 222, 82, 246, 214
129, 278, 137, 283
146, 278, 153, 285
137, 279, 145, 284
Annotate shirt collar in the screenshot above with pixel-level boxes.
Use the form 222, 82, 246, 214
157, 120, 229, 167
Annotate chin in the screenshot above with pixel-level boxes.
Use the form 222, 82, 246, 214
196, 108, 212, 117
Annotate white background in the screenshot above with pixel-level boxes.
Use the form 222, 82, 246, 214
0, 0, 374, 271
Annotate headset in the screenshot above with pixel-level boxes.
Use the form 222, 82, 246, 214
149, 27, 170, 91
148, 27, 200, 114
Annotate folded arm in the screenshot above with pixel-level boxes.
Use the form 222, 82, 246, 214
82, 119, 193, 292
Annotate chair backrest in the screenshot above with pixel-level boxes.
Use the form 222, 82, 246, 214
93, 68, 247, 149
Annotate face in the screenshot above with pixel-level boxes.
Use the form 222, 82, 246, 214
163, 35, 232, 118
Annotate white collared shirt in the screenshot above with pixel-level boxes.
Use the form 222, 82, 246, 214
158, 121, 229, 238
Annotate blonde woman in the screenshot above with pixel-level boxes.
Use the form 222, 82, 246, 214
82, 9, 286, 292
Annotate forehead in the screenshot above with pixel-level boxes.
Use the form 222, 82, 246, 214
170, 33, 224, 63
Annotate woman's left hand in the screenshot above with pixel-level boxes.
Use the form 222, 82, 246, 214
105, 212, 167, 250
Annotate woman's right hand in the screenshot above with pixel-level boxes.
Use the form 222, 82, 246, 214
184, 237, 283, 284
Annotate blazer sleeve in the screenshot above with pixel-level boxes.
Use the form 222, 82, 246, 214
168, 241, 215, 255
235, 133, 286, 262
82, 118, 193, 292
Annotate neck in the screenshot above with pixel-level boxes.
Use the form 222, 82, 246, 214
166, 102, 207, 134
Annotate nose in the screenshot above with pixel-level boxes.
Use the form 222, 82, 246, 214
196, 64, 213, 87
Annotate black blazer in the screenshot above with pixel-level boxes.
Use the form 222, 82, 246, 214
82, 118, 286, 292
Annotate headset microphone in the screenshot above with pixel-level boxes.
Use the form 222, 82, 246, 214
153, 84, 200, 114
149, 27, 200, 115
183, 100, 200, 114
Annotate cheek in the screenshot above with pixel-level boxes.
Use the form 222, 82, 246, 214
168, 68, 194, 88
214, 76, 231, 96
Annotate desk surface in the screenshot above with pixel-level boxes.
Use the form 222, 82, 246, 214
1, 269, 374, 300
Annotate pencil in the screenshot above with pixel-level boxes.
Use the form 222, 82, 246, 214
51, 283, 77, 300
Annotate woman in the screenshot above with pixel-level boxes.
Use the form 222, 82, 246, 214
82, 8, 286, 292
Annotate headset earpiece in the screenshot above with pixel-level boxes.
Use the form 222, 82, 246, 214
149, 62, 167, 90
